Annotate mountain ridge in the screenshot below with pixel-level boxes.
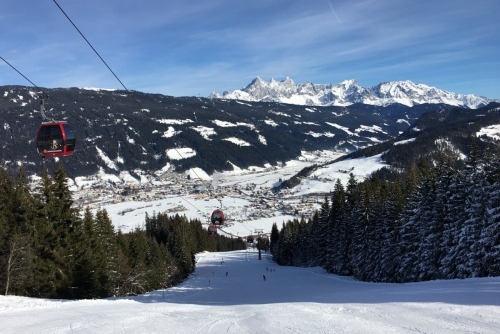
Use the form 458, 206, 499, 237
210, 77, 495, 109
1, 85, 498, 183
0, 85, 436, 179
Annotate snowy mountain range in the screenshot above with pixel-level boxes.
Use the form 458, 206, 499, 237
210, 77, 494, 109
0, 85, 428, 179
1, 84, 499, 182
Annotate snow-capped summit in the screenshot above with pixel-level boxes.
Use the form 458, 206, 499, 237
339, 79, 358, 88
210, 78, 494, 109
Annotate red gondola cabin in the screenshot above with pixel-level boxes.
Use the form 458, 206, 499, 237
211, 209, 225, 225
207, 225, 218, 236
36, 121, 76, 158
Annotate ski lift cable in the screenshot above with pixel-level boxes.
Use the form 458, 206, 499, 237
1, 56, 56, 120
216, 226, 238, 238
52, 0, 128, 91
1, 56, 40, 89
53, 0, 204, 173
0, 63, 211, 231
53, 0, 145, 120
1, 59, 209, 225
1, 58, 76, 157
53, 0, 218, 221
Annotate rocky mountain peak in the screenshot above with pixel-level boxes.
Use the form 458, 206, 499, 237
212, 78, 495, 109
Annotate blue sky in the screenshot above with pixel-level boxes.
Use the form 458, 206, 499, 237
1, 0, 499, 98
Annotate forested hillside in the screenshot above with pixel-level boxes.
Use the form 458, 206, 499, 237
0, 85, 440, 178
0, 164, 244, 299
271, 148, 500, 282
341, 102, 500, 170
2, 87, 499, 298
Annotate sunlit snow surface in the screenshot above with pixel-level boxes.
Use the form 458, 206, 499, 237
2, 144, 500, 333
477, 124, 500, 141
80, 151, 388, 235
1, 250, 499, 333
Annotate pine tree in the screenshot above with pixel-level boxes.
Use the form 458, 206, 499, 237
121, 228, 150, 295
1, 169, 34, 297
311, 197, 330, 267
53, 164, 85, 298
12, 166, 34, 235
92, 209, 119, 297
376, 186, 401, 281
4, 166, 37, 295
340, 173, 358, 276
270, 222, 280, 254
71, 207, 99, 298
29, 165, 84, 298
296, 217, 310, 266
374, 173, 408, 282
305, 212, 320, 266
454, 165, 487, 278
327, 179, 346, 274
30, 167, 60, 297
274, 221, 295, 266
478, 154, 500, 276
350, 181, 379, 280
167, 215, 195, 280
144, 236, 169, 290
0, 168, 14, 294
438, 169, 467, 279
407, 165, 440, 281
397, 177, 431, 282
415, 163, 454, 280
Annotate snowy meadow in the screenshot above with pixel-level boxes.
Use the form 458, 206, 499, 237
2, 149, 500, 333
1, 249, 499, 333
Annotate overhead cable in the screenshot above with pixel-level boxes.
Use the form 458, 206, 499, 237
52, 0, 128, 91
0, 56, 40, 88
53, 0, 219, 223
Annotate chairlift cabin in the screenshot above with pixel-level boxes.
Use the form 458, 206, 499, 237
207, 225, 218, 236
211, 209, 225, 225
36, 121, 76, 158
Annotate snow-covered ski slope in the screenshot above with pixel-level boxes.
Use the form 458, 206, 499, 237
1, 249, 499, 333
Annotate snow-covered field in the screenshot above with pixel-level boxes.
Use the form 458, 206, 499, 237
3, 141, 500, 333
1, 249, 499, 333
99, 150, 389, 237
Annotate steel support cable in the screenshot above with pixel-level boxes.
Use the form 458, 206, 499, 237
1, 56, 54, 120
1, 56, 40, 88
53, 0, 218, 222
53, 0, 128, 91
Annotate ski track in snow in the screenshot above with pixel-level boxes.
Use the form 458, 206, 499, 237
1, 250, 499, 333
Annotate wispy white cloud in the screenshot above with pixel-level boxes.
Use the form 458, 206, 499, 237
328, 1, 342, 24
1, 0, 499, 98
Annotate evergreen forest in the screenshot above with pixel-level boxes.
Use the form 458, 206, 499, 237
1, 144, 499, 299
271, 149, 500, 282
0, 164, 244, 299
